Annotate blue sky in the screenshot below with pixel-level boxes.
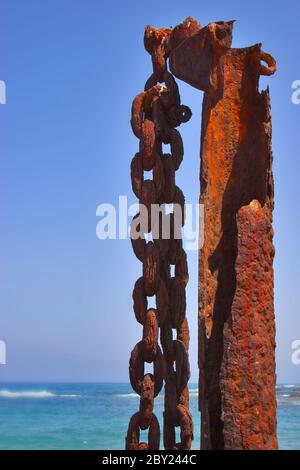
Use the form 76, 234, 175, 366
0, 0, 299, 383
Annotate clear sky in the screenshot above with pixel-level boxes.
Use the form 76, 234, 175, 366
0, 0, 299, 383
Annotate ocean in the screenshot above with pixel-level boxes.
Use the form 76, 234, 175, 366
0, 383, 299, 450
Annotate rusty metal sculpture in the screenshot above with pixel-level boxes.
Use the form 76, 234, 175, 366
127, 17, 277, 450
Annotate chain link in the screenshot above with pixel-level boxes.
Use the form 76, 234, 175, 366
126, 23, 193, 450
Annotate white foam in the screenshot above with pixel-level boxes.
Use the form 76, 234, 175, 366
116, 393, 139, 398
116, 392, 165, 398
60, 394, 79, 398
0, 390, 80, 398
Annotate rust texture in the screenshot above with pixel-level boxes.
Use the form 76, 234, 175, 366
170, 19, 277, 449
221, 200, 277, 449
126, 20, 196, 450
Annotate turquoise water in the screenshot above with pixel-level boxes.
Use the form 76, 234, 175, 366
0, 383, 299, 450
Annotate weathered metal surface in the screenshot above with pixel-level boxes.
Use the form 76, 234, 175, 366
171, 18, 277, 450
127, 16, 277, 450
220, 200, 277, 449
126, 21, 194, 450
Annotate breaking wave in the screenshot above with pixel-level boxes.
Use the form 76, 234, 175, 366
115, 393, 139, 398
0, 390, 80, 398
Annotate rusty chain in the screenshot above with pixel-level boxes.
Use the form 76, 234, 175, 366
126, 20, 196, 450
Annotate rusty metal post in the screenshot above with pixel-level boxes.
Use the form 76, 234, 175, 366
170, 18, 277, 449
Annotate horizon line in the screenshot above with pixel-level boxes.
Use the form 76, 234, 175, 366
0, 380, 298, 385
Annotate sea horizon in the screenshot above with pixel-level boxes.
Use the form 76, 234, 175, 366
0, 382, 299, 450
1, 381, 299, 385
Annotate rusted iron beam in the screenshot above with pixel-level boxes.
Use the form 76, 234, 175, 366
170, 18, 277, 450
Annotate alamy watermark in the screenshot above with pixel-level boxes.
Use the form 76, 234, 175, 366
291, 80, 300, 104
291, 339, 300, 365
0, 80, 6, 105
96, 196, 204, 252
0, 340, 6, 365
